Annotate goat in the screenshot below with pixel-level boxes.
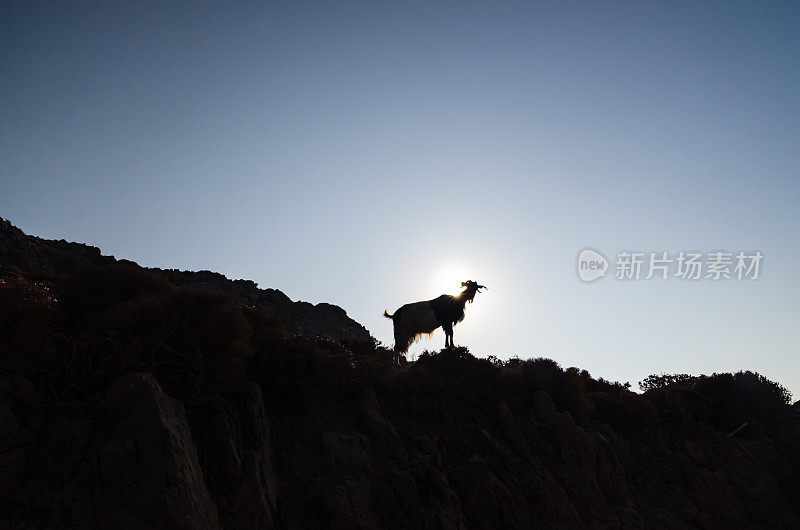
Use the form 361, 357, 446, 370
383, 280, 487, 364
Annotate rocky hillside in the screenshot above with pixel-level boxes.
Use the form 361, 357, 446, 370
0, 218, 369, 342
1, 219, 799, 529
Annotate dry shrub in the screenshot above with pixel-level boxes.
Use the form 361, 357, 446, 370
0, 275, 56, 355
590, 389, 657, 427
21, 283, 255, 402
386, 348, 499, 418
247, 333, 354, 414
639, 373, 696, 393
57, 262, 176, 324
345, 337, 397, 384
502, 358, 594, 421
640, 370, 792, 437
689, 371, 790, 434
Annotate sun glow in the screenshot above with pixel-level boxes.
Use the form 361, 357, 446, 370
430, 261, 473, 296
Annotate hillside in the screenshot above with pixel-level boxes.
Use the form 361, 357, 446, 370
1, 218, 799, 529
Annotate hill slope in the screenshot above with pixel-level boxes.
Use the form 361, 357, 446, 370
1, 218, 798, 529
0, 218, 369, 342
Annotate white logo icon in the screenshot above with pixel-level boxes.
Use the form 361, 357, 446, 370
577, 249, 608, 282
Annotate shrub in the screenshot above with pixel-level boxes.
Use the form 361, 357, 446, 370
57, 263, 175, 324
638, 373, 696, 392
502, 358, 594, 421
0, 275, 56, 354
689, 371, 791, 434
590, 389, 657, 426
247, 333, 354, 414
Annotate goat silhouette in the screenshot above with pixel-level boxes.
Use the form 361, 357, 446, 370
384, 280, 487, 364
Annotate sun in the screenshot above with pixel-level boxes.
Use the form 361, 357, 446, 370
431, 261, 472, 295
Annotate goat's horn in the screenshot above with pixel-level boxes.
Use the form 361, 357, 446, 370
478, 285, 487, 290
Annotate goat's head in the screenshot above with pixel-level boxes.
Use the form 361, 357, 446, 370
460, 280, 487, 303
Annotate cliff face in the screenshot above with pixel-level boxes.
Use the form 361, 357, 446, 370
2, 352, 799, 529
0, 372, 276, 528
1, 219, 799, 529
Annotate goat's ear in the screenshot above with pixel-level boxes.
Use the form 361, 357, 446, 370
461, 282, 467, 287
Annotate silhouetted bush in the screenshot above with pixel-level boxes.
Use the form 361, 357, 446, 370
247, 334, 354, 414
639, 370, 792, 437
688, 371, 791, 434
346, 337, 398, 384
638, 373, 696, 392
590, 389, 657, 426
502, 358, 594, 421
585, 376, 631, 393
45, 288, 253, 402
1, 264, 262, 402
0, 275, 56, 354
57, 263, 175, 324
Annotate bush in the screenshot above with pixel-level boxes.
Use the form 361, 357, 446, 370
0, 275, 56, 353
10, 282, 256, 402
590, 389, 657, 426
689, 371, 791, 434
247, 333, 354, 414
638, 373, 696, 392
57, 263, 175, 325
501, 358, 594, 421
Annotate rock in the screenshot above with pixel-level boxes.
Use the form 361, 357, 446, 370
228, 382, 280, 528
359, 389, 408, 466
533, 390, 556, 419
101, 372, 219, 529
323, 431, 373, 475
324, 476, 378, 528
390, 470, 424, 529
159, 268, 371, 342
0, 376, 34, 400
0, 400, 33, 506
0, 218, 370, 343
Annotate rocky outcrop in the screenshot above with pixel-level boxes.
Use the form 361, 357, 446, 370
5, 369, 797, 529
252, 369, 799, 529
190, 382, 280, 528
0, 373, 279, 529
0, 218, 113, 278
158, 268, 370, 342
99, 373, 219, 529
0, 217, 370, 342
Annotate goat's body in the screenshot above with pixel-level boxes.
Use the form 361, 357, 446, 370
430, 294, 466, 327
386, 301, 440, 355
384, 281, 485, 364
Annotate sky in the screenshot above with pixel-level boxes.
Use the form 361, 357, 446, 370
2, 1, 798, 398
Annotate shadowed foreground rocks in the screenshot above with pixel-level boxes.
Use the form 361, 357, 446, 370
1, 372, 277, 528
3, 363, 798, 529
1, 218, 799, 528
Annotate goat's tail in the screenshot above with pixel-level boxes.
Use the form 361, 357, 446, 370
383, 309, 394, 319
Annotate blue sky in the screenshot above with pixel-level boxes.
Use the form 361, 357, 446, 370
2, 1, 798, 397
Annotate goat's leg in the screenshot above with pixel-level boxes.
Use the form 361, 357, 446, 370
442, 323, 453, 349
394, 327, 407, 365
